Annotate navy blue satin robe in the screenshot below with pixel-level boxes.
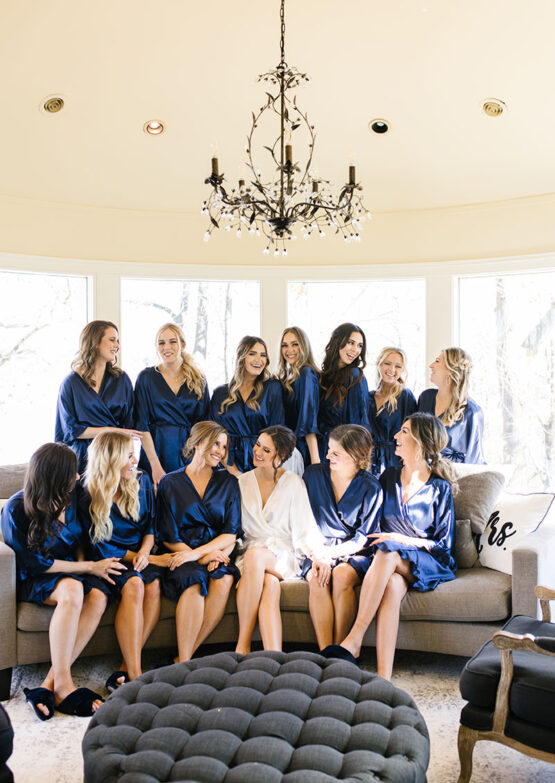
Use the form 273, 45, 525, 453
368, 388, 417, 476
317, 367, 370, 460
303, 462, 382, 579
417, 389, 485, 464
81, 473, 161, 595
156, 468, 242, 597
134, 366, 210, 475
282, 366, 320, 466
209, 379, 285, 473
1, 486, 97, 604
378, 466, 456, 591
55, 370, 134, 474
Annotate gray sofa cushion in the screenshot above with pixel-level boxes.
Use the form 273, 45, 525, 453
83, 651, 430, 783
453, 470, 506, 534
0, 465, 27, 500
454, 519, 479, 568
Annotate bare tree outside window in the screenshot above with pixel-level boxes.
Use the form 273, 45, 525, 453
0, 270, 89, 464
459, 271, 555, 490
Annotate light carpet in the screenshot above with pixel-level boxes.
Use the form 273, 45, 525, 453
2, 648, 554, 783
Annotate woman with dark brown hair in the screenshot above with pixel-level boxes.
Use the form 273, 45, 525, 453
0, 443, 124, 720
55, 320, 140, 474
326, 412, 457, 679
303, 425, 382, 650
317, 323, 370, 461
209, 336, 284, 475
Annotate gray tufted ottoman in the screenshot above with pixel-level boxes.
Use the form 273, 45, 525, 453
83, 651, 430, 783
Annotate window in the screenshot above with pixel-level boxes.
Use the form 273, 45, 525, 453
121, 278, 260, 391
458, 270, 555, 490
287, 278, 426, 392
0, 270, 89, 464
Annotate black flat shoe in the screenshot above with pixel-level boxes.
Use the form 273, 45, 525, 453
57, 687, 104, 717
320, 644, 358, 665
23, 686, 55, 721
105, 670, 130, 692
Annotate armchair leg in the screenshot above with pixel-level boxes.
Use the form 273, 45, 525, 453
457, 724, 477, 783
0, 669, 12, 702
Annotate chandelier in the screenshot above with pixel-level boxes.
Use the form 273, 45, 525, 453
202, 0, 371, 256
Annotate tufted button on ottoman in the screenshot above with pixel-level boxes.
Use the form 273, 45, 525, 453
83, 651, 429, 783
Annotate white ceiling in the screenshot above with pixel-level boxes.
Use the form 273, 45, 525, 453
1, 0, 554, 215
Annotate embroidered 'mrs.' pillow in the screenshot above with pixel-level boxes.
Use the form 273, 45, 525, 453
478, 491, 555, 574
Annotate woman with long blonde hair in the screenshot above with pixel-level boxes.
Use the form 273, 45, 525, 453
157, 421, 242, 662
82, 431, 170, 692
55, 320, 140, 474
368, 347, 416, 476
278, 326, 321, 467
418, 347, 485, 463
327, 413, 457, 679
134, 323, 210, 488
209, 336, 285, 475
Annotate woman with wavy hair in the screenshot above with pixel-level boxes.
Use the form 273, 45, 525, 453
278, 326, 321, 468
55, 320, 140, 474
303, 425, 382, 650
235, 426, 325, 654
418, 347, 485, 463
1, 443, 123, 720
368, 347, 416, 476
82, 431, 169, 692
210, 335, 285, 475
317, 323, 370, 461
157, 421, 242, 662
134, 323, 210, 488
326, 412, 457, 679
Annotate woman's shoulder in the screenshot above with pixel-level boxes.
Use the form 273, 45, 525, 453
212, 468, 239, 489
418, 388, 437, 407
379, 465, 401, 489
211, 384, 229, 400
298, 365, 318, 380
358, 468, 382, 489
400, 387, 417, 403
59, 371, 81, 390
2, 490, 25, 520
135, 366, 157, 383
465, 396, 483, 414
264, 377, 282, 393
303, 463, 325, 481
238, 470, 255, 489
429, 473, 452, 495
158, 467, 187, 494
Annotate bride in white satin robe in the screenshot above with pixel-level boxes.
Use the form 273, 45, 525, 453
234, 426, 327, 655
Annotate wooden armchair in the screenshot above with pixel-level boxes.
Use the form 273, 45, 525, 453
457, 585, 555, 782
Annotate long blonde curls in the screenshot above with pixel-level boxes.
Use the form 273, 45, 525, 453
156, 323, 206, 400
278, 326, 320, 393
220, 336, 270, 413
441, 347, 473, 427
85, 432, 140, 544
72, 320, 122, 388
374, 347, 408, 414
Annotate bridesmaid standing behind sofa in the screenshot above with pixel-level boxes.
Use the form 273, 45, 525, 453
55, 320, 140, 475
368, 347, 416, 476
418, 347, 485, 464
134, 323, 210, 489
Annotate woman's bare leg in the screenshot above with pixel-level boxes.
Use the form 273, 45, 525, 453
331, 563, 360, 643
375, 573, 409, 680
141, 579, 162, 645
235, 548, 279, 655
340, 551, 412, 658
258, 574, 282, 651
191, 574, 234, 655
175, 583, 205, 662
114, 576, 145, 680
307, 568, 334, 649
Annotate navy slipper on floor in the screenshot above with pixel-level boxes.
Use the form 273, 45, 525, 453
105, 670, 130, 692
57, 687, 104, 717
320, 644, 358, 665
23, 687, 55, 721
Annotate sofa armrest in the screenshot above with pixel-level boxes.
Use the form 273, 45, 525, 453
0, 542, 16, 670
512, 519, 555, 617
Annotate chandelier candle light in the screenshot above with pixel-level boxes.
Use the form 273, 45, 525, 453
202, 0, 371, 256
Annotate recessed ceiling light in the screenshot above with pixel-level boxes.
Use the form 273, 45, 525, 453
42, 96, 65, 113
369, 119, 390, 134
482, 99, 506, 117
143, 120, 165, 135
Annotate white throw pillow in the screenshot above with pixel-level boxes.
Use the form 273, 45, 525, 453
478, 491, 555, 574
